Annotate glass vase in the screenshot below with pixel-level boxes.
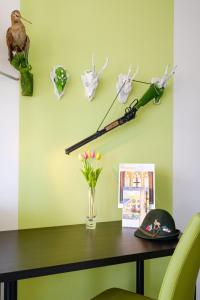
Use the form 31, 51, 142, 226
86, 187, 96, 229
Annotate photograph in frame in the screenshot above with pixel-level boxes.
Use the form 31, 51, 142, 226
118, 163, 155, 227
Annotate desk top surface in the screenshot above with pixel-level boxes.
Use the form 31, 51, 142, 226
0, 221, 178, 282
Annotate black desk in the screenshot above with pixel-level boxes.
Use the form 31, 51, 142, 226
0, 221, 178, 300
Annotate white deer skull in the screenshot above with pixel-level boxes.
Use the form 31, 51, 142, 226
81, 56, 109, 101
151, 65, 177, 89
116, 66, 139, 104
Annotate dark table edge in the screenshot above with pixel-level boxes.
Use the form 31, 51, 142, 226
0, 248, 175, 282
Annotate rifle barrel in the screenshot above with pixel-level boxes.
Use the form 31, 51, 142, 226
65, 108, 137, 155
65, 130, 105, 155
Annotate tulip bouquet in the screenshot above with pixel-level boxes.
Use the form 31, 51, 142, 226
78, 150, 102, 189
78, 150, 102, 229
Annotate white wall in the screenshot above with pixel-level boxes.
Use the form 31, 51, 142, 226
174, 0, 200, 297
0, 1, 19, 231
0, 4, 19, 298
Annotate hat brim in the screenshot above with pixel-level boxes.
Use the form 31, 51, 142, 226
134, 228, 180, 241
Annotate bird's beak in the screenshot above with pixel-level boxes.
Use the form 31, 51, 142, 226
21, 16, 32, 24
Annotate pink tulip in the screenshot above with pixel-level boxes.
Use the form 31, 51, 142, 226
83, 152, 88, 160
86, 150, 91, 158
90, 151, 95, 159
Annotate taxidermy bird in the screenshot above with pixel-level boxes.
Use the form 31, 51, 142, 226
6, 10, 33, 96
6, 10, 31, 62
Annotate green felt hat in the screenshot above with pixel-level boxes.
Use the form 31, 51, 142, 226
134, 209, 180, 240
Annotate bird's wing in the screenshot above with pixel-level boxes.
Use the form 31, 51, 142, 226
24, 35, 30, 53
6, 28, 14, 61
6, 28, 13, 48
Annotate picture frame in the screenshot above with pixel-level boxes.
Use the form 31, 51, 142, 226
118, 163, 155, 227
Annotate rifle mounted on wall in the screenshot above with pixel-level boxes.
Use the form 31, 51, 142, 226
65, 83, 164, 155
65, 66, 176, 155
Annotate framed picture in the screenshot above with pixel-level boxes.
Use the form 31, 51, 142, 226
118, 163, 155, 227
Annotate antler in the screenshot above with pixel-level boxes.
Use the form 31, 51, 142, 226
131, 65, 139, 80
91, 54, 95, 72
98, 57, 109, 78
152, 65, 177, 89
160, 65, 177, 88
127, 65, 132, 78
167, 65, 177, 80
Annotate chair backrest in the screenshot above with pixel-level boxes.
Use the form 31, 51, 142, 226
158, 213, 200, 300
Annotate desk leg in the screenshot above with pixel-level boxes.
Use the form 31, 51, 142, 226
4, 281, 17, 300
136, 259, 144, 295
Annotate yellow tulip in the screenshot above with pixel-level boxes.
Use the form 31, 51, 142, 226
96, 152, 101, 160
78, 153, 83, 161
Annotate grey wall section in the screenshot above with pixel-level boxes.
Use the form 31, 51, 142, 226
0, 4, 19, 229
174, 0, 200, 297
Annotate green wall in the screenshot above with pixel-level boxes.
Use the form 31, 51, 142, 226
19, 0, 173, 299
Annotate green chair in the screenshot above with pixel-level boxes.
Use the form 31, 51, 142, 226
92, 213, 200, 300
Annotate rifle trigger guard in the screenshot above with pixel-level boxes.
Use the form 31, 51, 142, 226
125, 98, 138, 114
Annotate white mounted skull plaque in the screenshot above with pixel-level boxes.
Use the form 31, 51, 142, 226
116, 66, 139, 104
81, 56, 109, 101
